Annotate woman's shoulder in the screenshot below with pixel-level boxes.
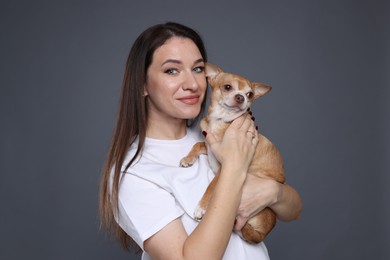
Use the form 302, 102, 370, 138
120, 127, 204, 173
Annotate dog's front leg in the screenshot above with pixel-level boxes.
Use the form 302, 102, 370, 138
179, 142, 207, 167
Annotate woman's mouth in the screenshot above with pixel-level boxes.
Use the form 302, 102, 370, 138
179, 96, 200, 105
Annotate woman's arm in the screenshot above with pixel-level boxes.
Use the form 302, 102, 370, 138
145, 165, 245, 260
234, 174, 302, 231
145, 114, 258, 260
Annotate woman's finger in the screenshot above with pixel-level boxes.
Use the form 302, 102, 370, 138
228, 113, 247, 130
233, 216, 247, 232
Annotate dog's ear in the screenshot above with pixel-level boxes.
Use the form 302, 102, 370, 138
252, 82, 272, 99
205, 63, 222, 79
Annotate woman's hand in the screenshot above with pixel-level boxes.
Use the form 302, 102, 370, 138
205, 113, 259, 174
234, 175, 302, 231
233, 175, 279, 231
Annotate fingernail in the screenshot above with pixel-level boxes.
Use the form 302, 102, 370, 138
248, 111, 253, 115
247, 108, 250, 111
202, 131, 207, 137
251, 116, 255, 121
256, 126, 258, 130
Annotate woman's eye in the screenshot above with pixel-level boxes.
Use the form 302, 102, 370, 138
193, 66, 204, 73
165, 68, 178, 75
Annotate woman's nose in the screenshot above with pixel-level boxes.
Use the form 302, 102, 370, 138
183, 72, 199, 90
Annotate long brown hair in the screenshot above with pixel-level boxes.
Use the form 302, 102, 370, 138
99, 22, 208, 252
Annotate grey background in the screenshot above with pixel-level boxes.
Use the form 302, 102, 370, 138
1, 0, 388, 259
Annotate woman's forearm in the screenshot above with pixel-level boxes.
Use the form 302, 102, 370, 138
184, 165, 247, 260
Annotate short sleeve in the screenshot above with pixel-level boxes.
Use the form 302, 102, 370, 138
116, 172, 185, 250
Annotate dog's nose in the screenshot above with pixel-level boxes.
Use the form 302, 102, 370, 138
235, 94, 245, 104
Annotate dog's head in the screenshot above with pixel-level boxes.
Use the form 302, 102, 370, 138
205, 63, 271, 121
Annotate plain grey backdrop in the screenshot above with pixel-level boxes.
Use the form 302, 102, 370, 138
1, 0, 389, 259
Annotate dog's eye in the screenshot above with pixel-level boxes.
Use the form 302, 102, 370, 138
224, 85, 232, 91
247, 92, 254, 98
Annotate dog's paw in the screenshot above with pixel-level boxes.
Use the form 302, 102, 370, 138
194, 205, 206, 221
179, 156, 195, 167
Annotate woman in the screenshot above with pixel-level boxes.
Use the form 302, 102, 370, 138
100, 22, 302, 260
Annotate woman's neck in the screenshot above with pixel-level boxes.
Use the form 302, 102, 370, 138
146, 117, 187, 140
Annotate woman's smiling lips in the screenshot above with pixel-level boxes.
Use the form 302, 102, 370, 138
178, 95, 200, 105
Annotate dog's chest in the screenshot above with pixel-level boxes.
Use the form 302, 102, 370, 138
205, 143, 220, 173
205, 119, 229, 173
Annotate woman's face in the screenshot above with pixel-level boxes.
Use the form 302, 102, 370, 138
145, 37, 207, 123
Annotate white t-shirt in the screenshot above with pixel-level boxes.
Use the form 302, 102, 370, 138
115, 127, 270, 260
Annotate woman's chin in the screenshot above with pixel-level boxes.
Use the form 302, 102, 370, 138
181, 110, 201, 120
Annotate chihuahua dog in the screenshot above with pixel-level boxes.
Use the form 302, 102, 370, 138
180, 63, 286, 244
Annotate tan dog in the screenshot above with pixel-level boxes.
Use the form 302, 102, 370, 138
180, 63, 286, 244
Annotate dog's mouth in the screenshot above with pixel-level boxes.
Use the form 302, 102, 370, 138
219, 103, 249, 122
222, 102, 247, 112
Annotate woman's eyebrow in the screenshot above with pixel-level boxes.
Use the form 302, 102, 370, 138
193, 58, 204, 65
162, 58, 204, 66
162, 59, 182, 66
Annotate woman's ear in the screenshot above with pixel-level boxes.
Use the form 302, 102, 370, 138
143, 87, 149, 97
